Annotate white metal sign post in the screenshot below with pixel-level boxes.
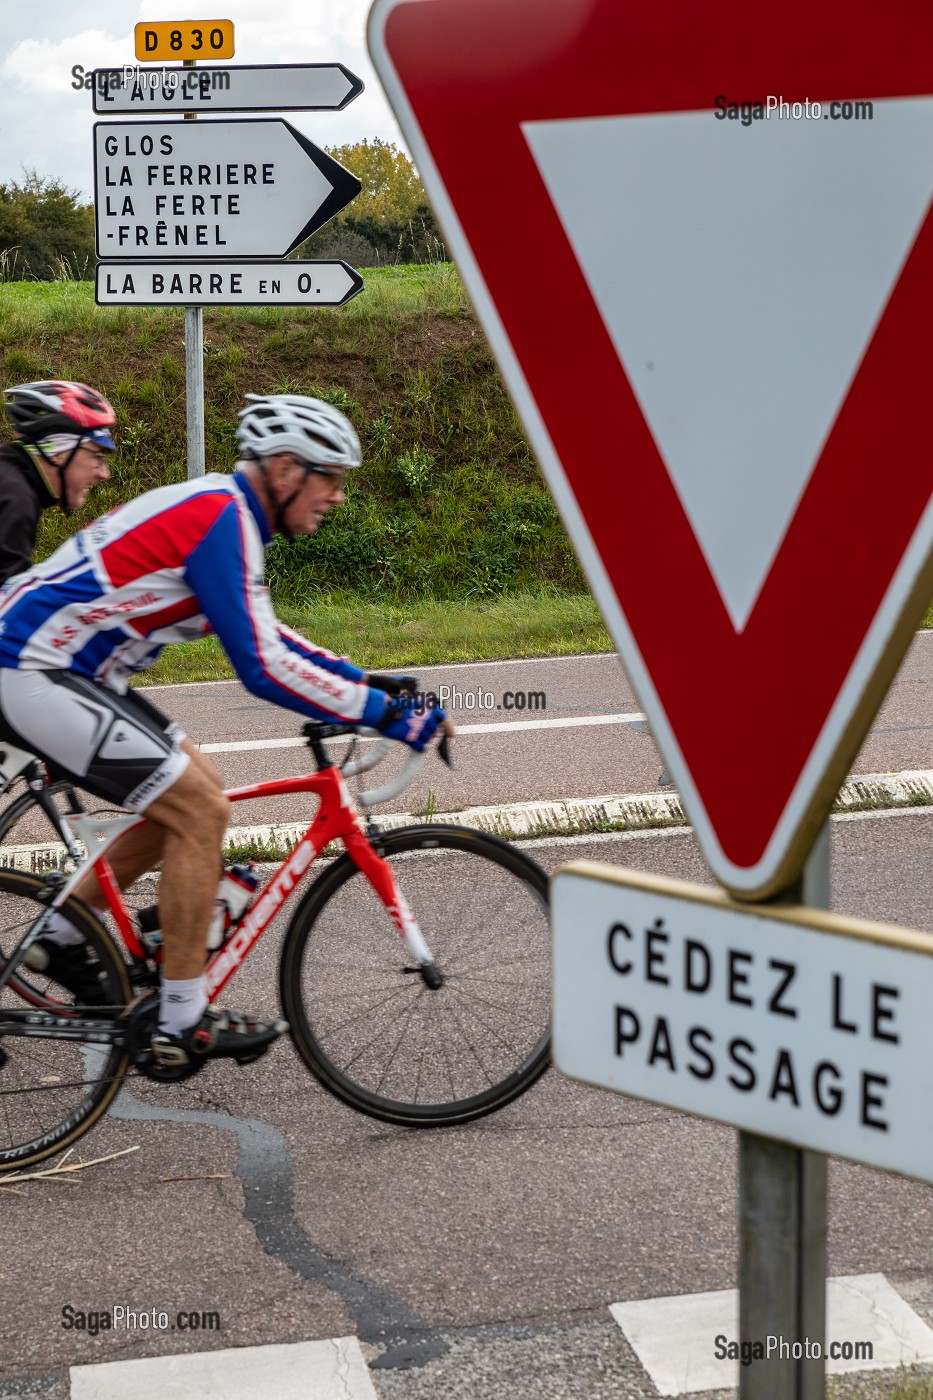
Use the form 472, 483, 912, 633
183, 61, 204, 477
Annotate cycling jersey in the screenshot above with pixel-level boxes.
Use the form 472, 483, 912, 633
0, 440, 57, 587
0, 471, 389, 730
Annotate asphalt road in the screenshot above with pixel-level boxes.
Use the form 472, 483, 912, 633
5, 637, 933, 842
1, 642, 933, 1396
148, 628, 933, 811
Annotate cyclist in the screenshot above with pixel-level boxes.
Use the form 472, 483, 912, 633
0, 381, 116, 586
0, 393, 451, 1075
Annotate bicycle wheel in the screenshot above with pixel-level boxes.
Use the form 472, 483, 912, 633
0, 778, 85, 863
280, 824, 551, 1127
0, 871, 130, 1170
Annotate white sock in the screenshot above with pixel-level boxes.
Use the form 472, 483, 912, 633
43, 911, 87, 948
159, 975, 209, 1036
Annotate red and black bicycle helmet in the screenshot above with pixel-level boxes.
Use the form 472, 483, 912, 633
4, 381, 116, 451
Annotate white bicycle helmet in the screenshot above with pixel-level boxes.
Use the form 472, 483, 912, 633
236, 394, 361, 469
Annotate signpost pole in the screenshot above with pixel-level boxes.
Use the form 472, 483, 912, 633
183, 60, 205, 479
184, 304, 205, 479
739, 824, 830, 1400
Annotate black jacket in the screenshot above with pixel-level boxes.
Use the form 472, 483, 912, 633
0, 440, 57, 587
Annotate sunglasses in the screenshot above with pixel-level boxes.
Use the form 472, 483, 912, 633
302, 464, 348, 488
80, 444, 113, 464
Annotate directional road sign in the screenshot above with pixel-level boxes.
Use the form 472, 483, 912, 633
92, 63, 364, 115
93, 120, 360, 259
95, 260, 364, 306
553, 861, 933, 1184
369, 0, 933, 897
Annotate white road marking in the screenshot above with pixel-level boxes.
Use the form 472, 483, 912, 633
610, 1273, 933, 1395
197, 710, 647, 752
70, 1336, 377, 1400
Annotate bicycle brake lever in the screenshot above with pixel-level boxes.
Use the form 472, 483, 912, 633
437, 734, 454, 769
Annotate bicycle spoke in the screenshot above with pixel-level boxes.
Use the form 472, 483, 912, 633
373, 1000, 421, 1095
440, 980, 546, 1030
444, 997, 498, 1090
317, 981, 415, 1040
340, 991, 421, 1075
443, 993, 538, 1062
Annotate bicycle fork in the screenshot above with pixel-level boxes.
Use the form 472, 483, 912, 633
344, 830, 444, 990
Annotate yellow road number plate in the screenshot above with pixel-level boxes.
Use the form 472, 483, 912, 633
134, 20, 234, 62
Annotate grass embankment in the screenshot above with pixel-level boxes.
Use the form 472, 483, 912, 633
1, 269, 613, 675
4, 272, 932, 682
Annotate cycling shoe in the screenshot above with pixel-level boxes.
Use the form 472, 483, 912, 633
142, 1004, 288, 1081
22, 937, 113, 1010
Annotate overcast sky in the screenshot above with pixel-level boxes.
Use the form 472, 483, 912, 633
0, 0, 406, 199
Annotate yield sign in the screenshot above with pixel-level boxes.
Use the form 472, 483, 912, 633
369, 0, 933, 897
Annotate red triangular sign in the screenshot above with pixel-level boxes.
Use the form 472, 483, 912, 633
369, 0, 933, 896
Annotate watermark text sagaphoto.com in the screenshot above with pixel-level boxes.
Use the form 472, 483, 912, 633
715, 95, 874, 126
400, 686, 547, 714
71, 64, 231, 95
61, 1304, 221, 1336
715, 1334, 874, 1366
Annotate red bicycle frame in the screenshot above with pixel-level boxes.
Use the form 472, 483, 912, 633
49, 762, 434, 1000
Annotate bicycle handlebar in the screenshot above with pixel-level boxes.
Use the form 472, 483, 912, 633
341, 735, 394, 778
301, 721, 429, 809
354, 736, 425, 809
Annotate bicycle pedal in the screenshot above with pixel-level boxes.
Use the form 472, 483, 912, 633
136, 1051, 204, 1083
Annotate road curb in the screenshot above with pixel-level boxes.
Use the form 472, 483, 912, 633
2, 768, 933, 874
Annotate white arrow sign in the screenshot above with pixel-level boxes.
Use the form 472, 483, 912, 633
95, 260, 364, 306
93, 120, 360, 259
92, 62, 364, 115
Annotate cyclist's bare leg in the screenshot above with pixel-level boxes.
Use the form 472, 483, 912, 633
69, 742, 224, 918
134, 746, 229, 980
71, 821, 166, 905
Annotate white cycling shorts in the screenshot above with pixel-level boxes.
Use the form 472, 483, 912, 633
0, 668, 189, 812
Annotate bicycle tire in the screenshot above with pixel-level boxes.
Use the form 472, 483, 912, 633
280, 823, 551, 1127
0, 871, 131, 1170
0, 780, 83, 856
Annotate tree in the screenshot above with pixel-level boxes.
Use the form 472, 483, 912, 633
0, 171, 95, 280
294, 139, 447, 267
328, 138, 426, 225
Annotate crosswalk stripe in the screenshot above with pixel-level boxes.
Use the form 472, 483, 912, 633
70, 1335, 378, 1399
609, 1273, 933, 1395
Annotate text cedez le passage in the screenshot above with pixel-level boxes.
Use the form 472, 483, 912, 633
607, 916, 899, 1131
99, 131, 271, 249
